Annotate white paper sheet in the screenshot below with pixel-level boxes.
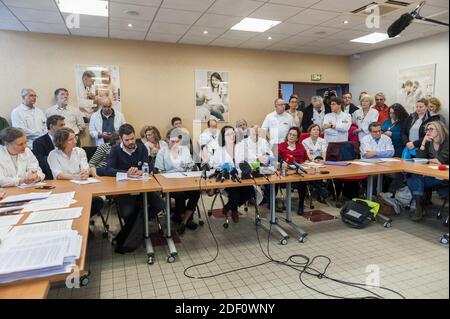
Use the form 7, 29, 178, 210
0, 214, 23, 227
351, 161, 374, 166
23, 207, 83, 224
0, 226, 11, 240
0, 192, 51, 204
379, 158, 401, 162
8, 220, 73, 236
70, 178, 100, 185
0, 205, 24, 215
17, 182, 46, 189
161, 171, 203, 179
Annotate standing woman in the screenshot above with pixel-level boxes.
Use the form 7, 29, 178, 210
0, 127, 44, 187
286, 95, 303, 132
352, 94, 379, 141
47, 127, 97, 180
427, 97, 446, 124
402, 98, 430, 152
278, 127, 308, 215
212, 126, 255, 223
407, 121, 449, 221
382, 103, 409, 157
155, 128, 199, 235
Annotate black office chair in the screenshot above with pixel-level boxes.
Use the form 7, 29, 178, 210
82, 146, 98, 162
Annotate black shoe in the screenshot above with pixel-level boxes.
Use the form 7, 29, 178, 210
317, 196, 327, 204
177, 223, 186, 235
185, 220, 198, 230
231, 211, 239, 223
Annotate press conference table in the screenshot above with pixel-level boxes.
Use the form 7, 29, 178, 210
1, 160, 448, 298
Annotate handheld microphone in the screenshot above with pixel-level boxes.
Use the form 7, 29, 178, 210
239, 161, 254, 180
220, 162, 232, 183
209, 168, 221, 180
201, 163, 210, 180
230, 167, 241, 183
286, 154, 307, 175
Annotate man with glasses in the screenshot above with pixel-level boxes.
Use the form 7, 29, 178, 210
89, 96, 126, 146
261, 98, 294, 155
360, 122, 394, 159
373, 92, 389, 125
10, 89, 47, 149
342, 92, 358, 115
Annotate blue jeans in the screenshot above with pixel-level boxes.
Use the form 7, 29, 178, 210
406, 175, 447, 197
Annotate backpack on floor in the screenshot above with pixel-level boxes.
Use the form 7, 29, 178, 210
340, 199, 379, 229
115, 210, 144, 254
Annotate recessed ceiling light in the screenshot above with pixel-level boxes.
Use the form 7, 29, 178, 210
343, 20, 349, 24
56, 0, 108, 17
350, 32, 398, 44
268, 36, 272, 40
124, 10, 139, 16
231, 17, 281, 32
203, 30, 208, 34
128, 23, 133, 28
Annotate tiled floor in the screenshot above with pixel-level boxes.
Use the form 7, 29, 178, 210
48, 193, 449, 299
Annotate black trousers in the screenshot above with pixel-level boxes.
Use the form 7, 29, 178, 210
226, 186, 255, 212
90, 196, 104, 216
116, 192, 164, 223
171, 191, 200, 216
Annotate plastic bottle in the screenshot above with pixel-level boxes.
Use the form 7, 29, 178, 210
142, 162, 150, 181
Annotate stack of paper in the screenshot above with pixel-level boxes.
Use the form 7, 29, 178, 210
22, 192, 76, 212
0, 214, 23, 227
0, 192, 52, 204
0, 226, 11, 241
23, 207, 83, 224
70, 178, 101, 185
0, 229, 82, 283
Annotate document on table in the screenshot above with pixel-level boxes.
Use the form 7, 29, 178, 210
0, 214, 23, 227
8, 220, 73, 237
0, 205, 24, 215
351, 161, 374, 166
23, 207, 83, 224
161, 171, 203, 179
17, 182, 46, 189
379, 158, 401, 162
0, 226, 11, 240
70, 178, 101, 185
0, 192, 52, 204
22, 192, 76, 212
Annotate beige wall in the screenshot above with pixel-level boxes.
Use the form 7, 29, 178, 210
0, 30, 349, 145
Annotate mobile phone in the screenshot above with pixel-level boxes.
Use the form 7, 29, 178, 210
320, 171, 330, 174
35, 185, 55, 189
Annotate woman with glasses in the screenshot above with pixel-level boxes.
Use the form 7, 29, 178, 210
407, 121, 449, 221
155, 128, 199, 235
212, 126, 255, 223
278, 127, 308, 215
235, 119, 249, 143
47, 127, 97, 180
351, 94, 379, 141
381, 103, 409, 157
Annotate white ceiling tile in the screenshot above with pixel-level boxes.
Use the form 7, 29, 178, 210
419, 5, 449, 19
110, 0, 162, 6
285, 34, 318, 45
161, 0, 215, 12
110, 17, 151, 31
306, 37, 342, 46
424, 0, 450, 8
297, 25, 342, 37
155, 8, 202, 24
268, 22, 313, 35
61, 13, 108, 29
145, 32, 181, 42
209, 37, 243, 47
109, 2, 158, 20
3, 0, 58, 11
149, 22, 190, 35
268, 0, 321, 7
239, 40, 273, 49
70, 26, 108, 37
251, 32, 291, 42
323, 29, 370, 41
286, 8, 340, 25
195, 13, 242, 29
319, 14, 367, 29
219, 30, 259, 40
265, 41, 298, 51
0, 19, 27, 31
178, 35, 212, 45
23, 21, 69, 34
110, 28, 147, 40
0, 3, 15, 19
186, 25, 227, 38
9, 7, 64, 24
311, 0, 374, 13
249, 3, 304, 21
207, 0, 263, 17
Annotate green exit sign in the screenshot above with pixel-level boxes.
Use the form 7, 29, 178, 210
311, 74, 322, 81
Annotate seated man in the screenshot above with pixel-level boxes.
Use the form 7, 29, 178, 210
103, 124, 164, 253
32, 115, 65, 180
235, 124, 272, 164
360, 122, 395, 159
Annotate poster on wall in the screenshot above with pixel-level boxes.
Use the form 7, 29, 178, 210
75, 65, 121, 120
195, 70, 229, 122
397, 64, 436, 113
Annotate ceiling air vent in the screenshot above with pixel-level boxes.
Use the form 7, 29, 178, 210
384, 0, 411, 6
351, 1, 412, 17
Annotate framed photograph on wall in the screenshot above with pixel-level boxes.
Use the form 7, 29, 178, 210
398, 64, 436, 113
195, 70, 229, 122
75, 65, 121, 120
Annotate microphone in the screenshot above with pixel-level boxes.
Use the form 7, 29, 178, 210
208, 168, 221, 180
387, 13, 413, 38
286, 154, 307, 175
239, 161, 254, 180
219, 162, 232, 183
201, 163, 210, 180
230, 167, 241, 183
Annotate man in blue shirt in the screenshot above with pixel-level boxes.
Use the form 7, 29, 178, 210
360, 122, 395, 159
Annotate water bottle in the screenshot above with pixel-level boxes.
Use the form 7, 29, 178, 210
142, 162, 150, 181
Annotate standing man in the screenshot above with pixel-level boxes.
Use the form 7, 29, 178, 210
261, 98, 294, 156
323, 97, 352, 143
89, 97, 126, 146
373, 92, 389, 125
46, 88, 85, 146
342, 92, 359, 115
32, 115, 65, 180
10, 89, 47, 149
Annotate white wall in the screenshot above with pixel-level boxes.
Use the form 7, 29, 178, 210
349, 32, 449, 121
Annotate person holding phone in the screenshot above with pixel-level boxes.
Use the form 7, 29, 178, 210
0, 127, 45, 187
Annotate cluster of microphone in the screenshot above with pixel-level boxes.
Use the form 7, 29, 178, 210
207, 162, 241, 183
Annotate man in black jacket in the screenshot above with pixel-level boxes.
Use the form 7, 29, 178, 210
342, 92, 359, 115
32, 115, 65, 180
104, 123, 164, 253
302, 96, 331, 132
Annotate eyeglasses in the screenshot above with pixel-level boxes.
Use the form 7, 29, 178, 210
288, 132, 298, 137
425, 128, 436, 132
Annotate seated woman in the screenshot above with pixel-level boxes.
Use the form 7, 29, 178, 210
140, 126, 168, 166
212, 126, 255, 223
155, 128, 199, 235
0, 127, 45, 187
278, 127, 308, 215
407, 121, 449, 222
47, 127, 103, 216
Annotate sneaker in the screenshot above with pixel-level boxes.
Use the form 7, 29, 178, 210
185, 220, 198, 230
231, 211, 239, 223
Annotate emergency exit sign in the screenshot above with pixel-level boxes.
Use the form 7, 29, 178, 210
311, 74, 322, 81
